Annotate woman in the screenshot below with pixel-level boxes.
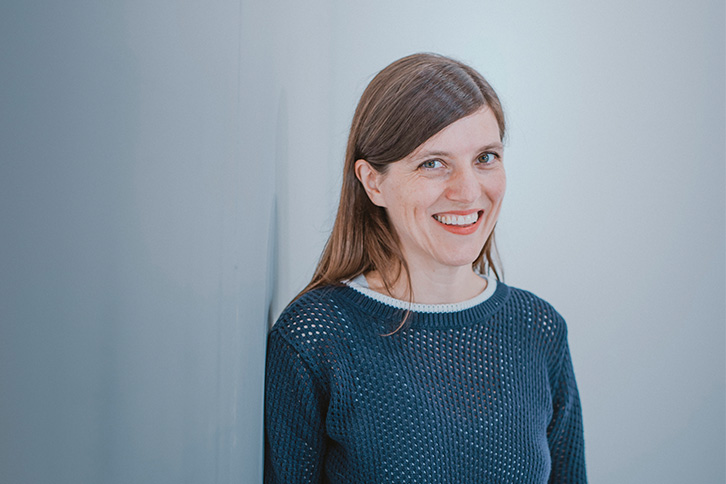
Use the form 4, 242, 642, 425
265, 53, 586, 483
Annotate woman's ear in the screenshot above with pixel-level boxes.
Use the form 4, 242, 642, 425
354, 159, 387, 207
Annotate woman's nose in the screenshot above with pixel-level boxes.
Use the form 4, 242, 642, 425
445, 166, 481, 203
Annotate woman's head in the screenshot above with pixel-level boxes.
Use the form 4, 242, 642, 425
349, 53, 505, 170
304, 53, 505, 296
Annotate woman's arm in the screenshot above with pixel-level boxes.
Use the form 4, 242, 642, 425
547, 336, 587, 483
265, 329, 327, 484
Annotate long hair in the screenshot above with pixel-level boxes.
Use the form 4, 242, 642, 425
299, 53, 506, 307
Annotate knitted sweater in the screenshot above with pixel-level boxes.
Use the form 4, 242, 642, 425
264, 279, 586, 483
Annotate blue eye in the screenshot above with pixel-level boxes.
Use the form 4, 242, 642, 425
420, 159, 443, 169
477, 152, 497, 164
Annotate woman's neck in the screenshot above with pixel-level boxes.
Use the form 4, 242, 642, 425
365, 265, 487, 305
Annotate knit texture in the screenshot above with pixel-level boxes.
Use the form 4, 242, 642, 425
264, 282, 586, 483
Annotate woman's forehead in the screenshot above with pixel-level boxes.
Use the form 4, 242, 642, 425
404, 107, 502, 160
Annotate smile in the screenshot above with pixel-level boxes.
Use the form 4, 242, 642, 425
432, 210, 484, 236
433, 211, 481, 226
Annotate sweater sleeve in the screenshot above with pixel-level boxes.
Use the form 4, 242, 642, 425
264, 329, 327, 484
547, 334, 587, 483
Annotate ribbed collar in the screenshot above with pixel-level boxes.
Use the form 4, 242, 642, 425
334, 280, 511, 329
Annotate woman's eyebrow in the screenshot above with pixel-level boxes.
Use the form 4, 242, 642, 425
415, 143, 504, 159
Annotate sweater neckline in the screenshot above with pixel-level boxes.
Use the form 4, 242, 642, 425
345, 273, 497, 313
336, 277, 510, 329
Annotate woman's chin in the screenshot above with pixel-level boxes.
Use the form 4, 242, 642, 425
430, 251, 484, 270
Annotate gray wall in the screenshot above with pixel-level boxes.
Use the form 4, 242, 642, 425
1, 2, 276, 482
1, 1, 724, 483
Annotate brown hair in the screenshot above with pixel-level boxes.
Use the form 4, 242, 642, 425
299, 53, 505, 306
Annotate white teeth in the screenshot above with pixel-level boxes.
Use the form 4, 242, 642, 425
434, 212, 480, 226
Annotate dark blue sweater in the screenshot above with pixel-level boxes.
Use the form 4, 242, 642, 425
264, 281, 586, 483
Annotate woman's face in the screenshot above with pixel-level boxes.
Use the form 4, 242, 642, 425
357, 107, 505, 274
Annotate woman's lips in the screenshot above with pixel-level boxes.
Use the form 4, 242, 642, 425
432, 210, 483, 235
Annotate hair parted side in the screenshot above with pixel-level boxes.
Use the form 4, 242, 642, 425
297, 52, 506, 314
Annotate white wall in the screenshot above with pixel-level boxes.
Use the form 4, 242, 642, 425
276, 0, 725, 482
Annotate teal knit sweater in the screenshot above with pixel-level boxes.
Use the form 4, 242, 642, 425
264, 279, 586, 483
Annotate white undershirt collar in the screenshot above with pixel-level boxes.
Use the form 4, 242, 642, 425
344, 273, 497, 314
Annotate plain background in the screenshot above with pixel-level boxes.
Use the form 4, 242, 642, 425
1, 1, 724, 483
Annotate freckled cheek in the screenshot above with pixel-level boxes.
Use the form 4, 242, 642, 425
388, 191, 430, 230
486, 172, 507, 203
396, 188, 434, 212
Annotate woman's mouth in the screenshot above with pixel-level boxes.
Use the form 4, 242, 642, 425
433, 211, 482, 226
432, 211, 484, 235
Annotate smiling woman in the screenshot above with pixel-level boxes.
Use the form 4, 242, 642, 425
354, 106, 505, 304
264, 53, 587, 483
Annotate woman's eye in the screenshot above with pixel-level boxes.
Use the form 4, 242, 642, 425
420, 159, 443, 169
476, 152, 498, 164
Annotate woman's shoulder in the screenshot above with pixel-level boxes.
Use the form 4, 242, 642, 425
270, 284, 359, 348
274, 284, 348, 323
499, 283, 569, 340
